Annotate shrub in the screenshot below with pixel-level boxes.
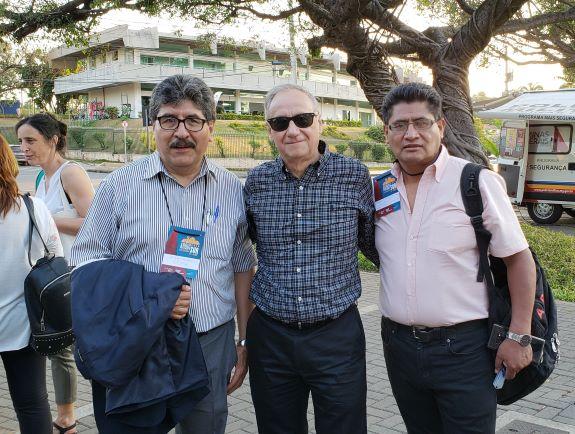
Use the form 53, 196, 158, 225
104, 106, 119, 119
92, 132, 108, 151
348, 141, 372, 160
214, 136, 226, 158
364, 125, 386, 143
139, 130, 156, 152
322, 125, 350, 140
70, 128, 88, 149
269, 138, 279, 158
335, 143, 348, 154
248, 139, 262, 158
324, 119, 362, 127
371, 144, 390, 162
217, 113, 265, 121
229, 121, 266, 133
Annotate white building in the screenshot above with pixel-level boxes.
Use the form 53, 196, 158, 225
49, 25, 379, 126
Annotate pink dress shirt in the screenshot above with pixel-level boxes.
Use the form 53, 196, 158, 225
375, 146, 528, 327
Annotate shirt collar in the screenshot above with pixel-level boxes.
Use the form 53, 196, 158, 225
391, 145, 448, 183
275, 140, 331, 179
143, 151, 217, 183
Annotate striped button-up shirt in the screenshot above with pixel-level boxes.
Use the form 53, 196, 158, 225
71, 152, 256, 333
244, 147, 379, 324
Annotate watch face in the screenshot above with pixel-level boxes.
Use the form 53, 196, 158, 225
519, 334, 532, 347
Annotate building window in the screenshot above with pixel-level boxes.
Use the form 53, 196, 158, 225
194, 59, 225, 71
140, 55, 189, 67
112, 51, 119, 61
341, 110, 351, 121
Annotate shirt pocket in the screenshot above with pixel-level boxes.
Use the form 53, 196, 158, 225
203, 217, 236, 261
427, 213, 476, 254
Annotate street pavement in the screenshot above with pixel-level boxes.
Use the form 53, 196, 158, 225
1, 272, 574, 434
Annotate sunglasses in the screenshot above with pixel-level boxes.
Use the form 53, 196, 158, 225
267, 113, 317, 132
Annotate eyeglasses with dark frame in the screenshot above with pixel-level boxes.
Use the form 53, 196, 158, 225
388, 118, 436, 133
266, 113, 317, 132
156, 115, 209, 132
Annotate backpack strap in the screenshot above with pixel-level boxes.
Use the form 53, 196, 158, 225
460, 163, 494, 289
21, 194, 49, 267
35, 170, 45, 192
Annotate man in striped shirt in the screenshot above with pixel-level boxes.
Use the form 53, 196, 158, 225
71, 75, 256, 434
244, 84, 379, 434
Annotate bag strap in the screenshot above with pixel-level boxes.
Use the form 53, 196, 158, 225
35, 170, 45, 192
460, 163, 495, 289
21, 194, 49, 266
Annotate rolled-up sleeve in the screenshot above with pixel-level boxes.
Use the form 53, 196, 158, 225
481, 170, 529, 258
232, 194, 257, 273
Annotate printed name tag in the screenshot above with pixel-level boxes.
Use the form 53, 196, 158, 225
160, 226, 205, 280
373, 170, 400, 217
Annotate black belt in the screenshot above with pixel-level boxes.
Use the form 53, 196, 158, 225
196, 319, 233, 337
257, 306, 354, 331
382, 317, 487, 343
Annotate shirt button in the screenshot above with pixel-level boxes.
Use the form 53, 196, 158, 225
296, 240, 302, 245
296, 267, 301, 273
410, 235, 415, 240
298, 185, 304, 190
296, 213, 302, 218
297, 296, 302, 302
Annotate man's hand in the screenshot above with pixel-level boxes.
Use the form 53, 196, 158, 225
227, 344, 248, 394
495, 338, 533, 380
171, 284, 191, 320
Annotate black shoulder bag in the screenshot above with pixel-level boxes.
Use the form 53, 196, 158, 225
460, 163, 559, 405
22, 194, 75, 356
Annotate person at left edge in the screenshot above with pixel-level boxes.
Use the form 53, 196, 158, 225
70, 74, 257, 434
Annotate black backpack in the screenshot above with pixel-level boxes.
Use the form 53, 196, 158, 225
22, 194, 75, 356
460, 163, 559, 405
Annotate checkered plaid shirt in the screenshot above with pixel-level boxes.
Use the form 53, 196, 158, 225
244, 145, 379, 323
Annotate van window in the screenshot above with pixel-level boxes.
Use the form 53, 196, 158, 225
528, 124, 572, 154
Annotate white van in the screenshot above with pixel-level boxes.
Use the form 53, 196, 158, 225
477, 89, 575, 224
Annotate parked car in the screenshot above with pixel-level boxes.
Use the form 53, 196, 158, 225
9, 144, 28, 165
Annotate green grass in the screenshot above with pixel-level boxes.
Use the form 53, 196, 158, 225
357, 223, 575, 302
522, 223, 575, 302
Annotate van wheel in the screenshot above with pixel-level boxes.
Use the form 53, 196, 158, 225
527, 203, 563, 224
564, 208, 575, 218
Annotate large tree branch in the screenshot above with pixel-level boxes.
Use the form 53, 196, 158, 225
497, 6, 575, 34
445, 0, 527, 66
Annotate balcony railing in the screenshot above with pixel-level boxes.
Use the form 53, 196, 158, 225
54, 63, 368, 101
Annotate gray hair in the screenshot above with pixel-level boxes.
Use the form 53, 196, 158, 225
264, 84, 320, 117
380, 82, 443, 124
149, 75, 216, 122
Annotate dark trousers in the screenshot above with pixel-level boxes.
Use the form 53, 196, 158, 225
1, 345, 52, 434
248, 305, 367, 434
381, 318, 497, 434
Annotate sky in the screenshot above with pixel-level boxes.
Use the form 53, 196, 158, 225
92, 4, 567, 99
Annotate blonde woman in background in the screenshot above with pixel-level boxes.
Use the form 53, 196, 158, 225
16, 113, 95, 434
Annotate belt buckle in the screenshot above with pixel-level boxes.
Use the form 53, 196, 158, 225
412, 326, 432, 342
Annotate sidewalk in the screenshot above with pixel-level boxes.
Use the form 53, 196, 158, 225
1, 272, 574, 433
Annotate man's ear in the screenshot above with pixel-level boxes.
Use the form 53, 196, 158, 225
437, 118, 446, 139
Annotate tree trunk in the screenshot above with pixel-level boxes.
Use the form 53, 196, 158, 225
432, 61, 489, 164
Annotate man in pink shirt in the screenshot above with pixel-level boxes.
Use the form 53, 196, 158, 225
375, 83, 536, 433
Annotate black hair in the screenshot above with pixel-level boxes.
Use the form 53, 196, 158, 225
380, 82, 443, 124
15, 113, 68, 156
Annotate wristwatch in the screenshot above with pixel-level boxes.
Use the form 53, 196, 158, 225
237, 339, 247, 347
506, 331, 532, 347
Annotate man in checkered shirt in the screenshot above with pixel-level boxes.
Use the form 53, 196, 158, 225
244, 83, 379, 434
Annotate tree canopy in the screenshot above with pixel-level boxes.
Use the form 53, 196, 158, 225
1, 0, 574, 162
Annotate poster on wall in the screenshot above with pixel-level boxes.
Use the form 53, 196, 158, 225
500, 127, 526, 159
528, 125, 572, 153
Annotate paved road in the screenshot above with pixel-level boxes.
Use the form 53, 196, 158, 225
16, 165, 108, 194
1, 273, 574, 434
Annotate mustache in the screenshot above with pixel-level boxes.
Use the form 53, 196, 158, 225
169, 139, 197, 149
